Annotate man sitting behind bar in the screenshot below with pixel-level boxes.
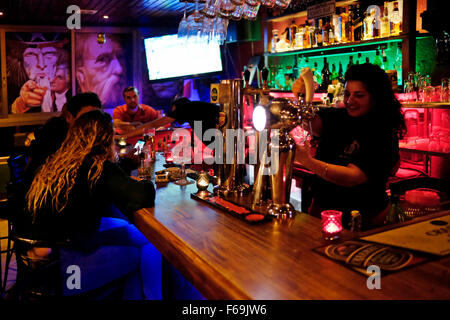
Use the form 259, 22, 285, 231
113, 86, 159, 134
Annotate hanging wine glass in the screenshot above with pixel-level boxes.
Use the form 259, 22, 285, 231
275, 0, 292, 9
202, 0, 220, 18
243, 2, 260, 20
260, 0, 276, 8
192, 0, 203, 23
219, 0, 236, 19
230, 5, 244, 21
245, 0, 260, 7
201, 16, 215, 42
178, 0, 189, 39
187, 14, 204, 42
212, 16, 229, 44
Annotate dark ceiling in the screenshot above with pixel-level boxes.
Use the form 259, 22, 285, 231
0, 0, 197, 27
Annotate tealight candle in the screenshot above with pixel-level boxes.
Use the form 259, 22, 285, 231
196, 171, 210, 192
321, 210, 343, 240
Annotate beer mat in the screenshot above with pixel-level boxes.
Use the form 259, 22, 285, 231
361, 214, 450, 256
190, 193, 273, 224
313, 240, 433, 277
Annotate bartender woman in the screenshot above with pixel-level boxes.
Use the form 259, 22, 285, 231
293, 63, 406, 230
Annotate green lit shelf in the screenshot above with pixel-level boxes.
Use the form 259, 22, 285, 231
265, 35, 405, 58
401, 102, 450, 109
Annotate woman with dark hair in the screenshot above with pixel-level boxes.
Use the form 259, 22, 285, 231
24, 110, 161, 299
294, 63, 406, 230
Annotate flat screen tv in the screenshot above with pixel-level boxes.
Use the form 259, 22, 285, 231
144, 35, 223, 81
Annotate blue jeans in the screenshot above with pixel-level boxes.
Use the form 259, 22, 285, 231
60, 217, 162, 300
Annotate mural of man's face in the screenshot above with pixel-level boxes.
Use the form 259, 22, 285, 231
76, 35, 126, 107
23, 46, 58, 82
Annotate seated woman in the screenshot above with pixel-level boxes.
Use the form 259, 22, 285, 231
23, 110, 161, 299
293, 63, 406, 230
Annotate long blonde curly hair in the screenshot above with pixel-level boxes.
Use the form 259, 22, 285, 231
27, 110, 114, 217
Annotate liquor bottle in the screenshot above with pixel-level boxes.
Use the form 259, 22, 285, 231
346, 55, 354, 71
289, 20, 298, 49
315, 19, 323, 47
380, 4, 390, 38
322, 17, 329, 46
328, 17, 335, 45
292, 55, 299, 80
349, 210, 362, 232
332, 8, 341, 43
356, 52, 362, 65
381, 55, 388, 70
352, 3, 363, 42
340, 7, 350, 43
331, 63, 338, 82
373, 49, 382, 67
371, 7, 380, 38
321, 57, 331, 92
385, 194, 409, 225
307, 21, 316, 48
365, 57, 370, 64
363, 9, 372, 40
390, 1, 402, 35
270, 29, 280, 53
338, 62, 344, 83
313, 61, 322, 86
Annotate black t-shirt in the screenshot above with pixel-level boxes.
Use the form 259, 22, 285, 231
18, 161, 155, 251
167, 101, 220, 140
310, 107, 399, 229
25, 116, 68, 185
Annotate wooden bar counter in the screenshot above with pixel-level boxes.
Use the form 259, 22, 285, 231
133, 180, 450, 300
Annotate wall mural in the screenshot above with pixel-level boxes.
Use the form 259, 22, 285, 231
75, 32, 132, 109
6, 32, 71, 114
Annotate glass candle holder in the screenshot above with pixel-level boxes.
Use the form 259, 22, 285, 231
321, 210, 343, 240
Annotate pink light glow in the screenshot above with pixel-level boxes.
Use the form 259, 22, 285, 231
321, 210, 343, 237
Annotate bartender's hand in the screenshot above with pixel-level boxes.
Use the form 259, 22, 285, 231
292, 76, 306, 98
295, 140, 313, 165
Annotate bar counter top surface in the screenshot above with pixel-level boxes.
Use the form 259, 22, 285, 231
133, 176, 450, 300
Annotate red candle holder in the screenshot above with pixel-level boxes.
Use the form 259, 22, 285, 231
321, 210, 343, 240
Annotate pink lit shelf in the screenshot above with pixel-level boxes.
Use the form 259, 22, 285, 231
399, 147, 450, 157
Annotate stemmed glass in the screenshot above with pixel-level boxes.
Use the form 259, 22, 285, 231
173, 151, 194, 186
202, 0, 220, 19
260, 0, 276, 7
178, 0, 189, 39
275, 0, 291, 9
219, 0, 236, 19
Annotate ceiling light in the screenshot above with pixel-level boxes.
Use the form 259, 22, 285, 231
103, 15, 109, 19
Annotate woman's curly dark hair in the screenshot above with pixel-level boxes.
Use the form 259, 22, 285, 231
345, 63, 406, 139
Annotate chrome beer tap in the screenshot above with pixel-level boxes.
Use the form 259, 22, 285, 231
251, 67, 317, 219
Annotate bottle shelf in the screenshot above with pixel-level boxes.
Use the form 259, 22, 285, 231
265, 35, 404, 57
266, 0, 358, 23
401, 102, 450, 109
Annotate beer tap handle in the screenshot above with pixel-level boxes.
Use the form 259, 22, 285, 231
261, 67, 269, 88
244, 68, 251, 87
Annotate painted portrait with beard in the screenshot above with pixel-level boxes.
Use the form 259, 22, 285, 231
75, 33, 131, 108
